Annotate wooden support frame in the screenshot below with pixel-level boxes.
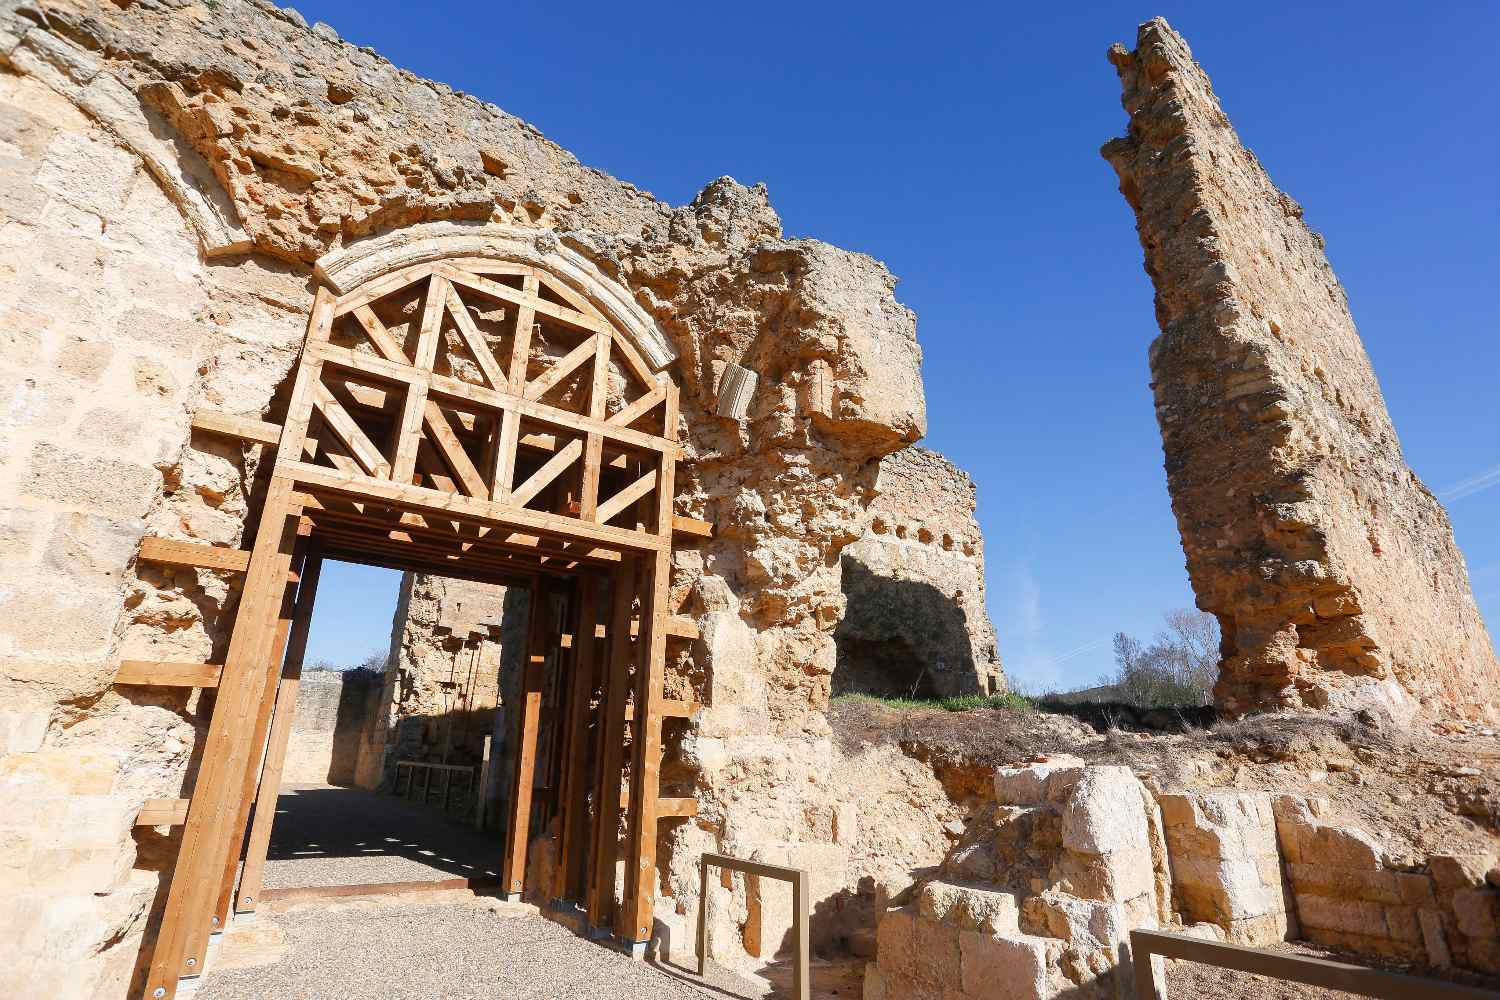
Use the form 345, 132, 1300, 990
552, 574, 601, 902
587, 558, 637, 931
147, 260, 688, 998
620, 384, 679, 946
233, 549, 324, 916
500, 581, 553, 898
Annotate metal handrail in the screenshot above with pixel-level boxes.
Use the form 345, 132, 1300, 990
1131, 929, 1500, 1000
697, 852, 810, 1000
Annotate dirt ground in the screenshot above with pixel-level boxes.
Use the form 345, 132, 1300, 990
257, 783, 503, 891
829, 698, 1500, 859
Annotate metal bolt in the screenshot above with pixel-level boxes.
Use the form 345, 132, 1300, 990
242, 897, 254, 906
210, 915, 220, 926
186, 958, 196, 968
153, 989, 166, 998
512, 880, 521, 889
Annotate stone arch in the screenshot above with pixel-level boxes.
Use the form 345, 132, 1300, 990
1, 18, 251, 256
313, 221, 679, 371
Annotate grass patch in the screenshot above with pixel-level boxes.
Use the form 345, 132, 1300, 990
832, 691, 1036, 713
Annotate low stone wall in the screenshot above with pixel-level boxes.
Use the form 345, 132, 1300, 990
280, 669, 382, 787
864, 758, 1500, 999
836, 447, 1004, 699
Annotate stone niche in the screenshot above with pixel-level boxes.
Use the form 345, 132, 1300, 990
835, 446, 1005, 699
1102, 18, 1500, 723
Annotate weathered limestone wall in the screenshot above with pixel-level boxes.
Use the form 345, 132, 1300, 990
0, 1, 927, 994
836, 446, 1004, 698
1102, 20, 1500, 722
0, 12, 311, 994
280, 668, 382, 786
865, 758, 1500, 999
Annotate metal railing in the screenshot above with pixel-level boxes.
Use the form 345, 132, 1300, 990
1131, 929, 1500, 1000
697, 853, 810, 1000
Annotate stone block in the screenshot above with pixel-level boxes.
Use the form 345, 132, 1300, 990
1430, 854, 1494, 890
1419, 908, 1452, 967
1026, 890, 1125, 950
22, 442, 158, 520
834, 801, 859, 846
911, 916, 962, 987
1451, 887, 1500, 939
917, 881, 1021, 935
958, 930, 1050, 1000
1061, 767, 1149, 855
0, 710, 49, 753
993, 755, 1084, 805
1294, 894, 1388, 938
0, 747, 117, 795
1284, 863, 1400, 905
1395, 873, 1436, 907
874, 908, 919, 982
1383, 905, 1422, 945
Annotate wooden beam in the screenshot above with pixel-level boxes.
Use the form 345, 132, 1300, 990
656, 797, 699, 819
672, 515, 713, 539
553, 577, 599, 902
625, 699, 700, 721
235, 551, 324, 915
114, 660, 223, 688
510, 438, 582, 509
666, 617, 700, 640
588, 558, 636, 931
501, 584, 550, 898
605, 385, 665, 429
621, 383, 678, 945
286, 461, 663, 554
595, 469, 657, 526
312, 342, 679, 458
443, 282, 507, 389
313, 382, 390, 478
523, 336, 596, 402
191, 411, 280, 446
136, 798, 189, 826
414, 274, 448, 372
422, 401, 488, 498
439, 265, 607, 338
145, 477, 304, 998
213, 549, 305, 928
139, 536, 250, 573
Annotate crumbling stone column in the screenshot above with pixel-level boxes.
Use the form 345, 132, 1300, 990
1102, 19, 1500, 722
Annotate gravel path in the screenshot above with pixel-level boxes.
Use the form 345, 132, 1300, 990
198, 897, 762, 1000
261, 784, 501, 890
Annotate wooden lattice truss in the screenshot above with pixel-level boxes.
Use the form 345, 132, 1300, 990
129, 259, 709, 999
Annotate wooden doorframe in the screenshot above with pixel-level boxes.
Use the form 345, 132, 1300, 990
141, 259, 695, 1000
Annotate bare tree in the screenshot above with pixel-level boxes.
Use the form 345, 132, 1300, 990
1101, 610, 1219, 707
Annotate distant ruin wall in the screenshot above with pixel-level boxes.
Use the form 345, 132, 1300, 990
281, 668, 382, 786
1102, 19, 1500, 722
836, 446, 1004, 698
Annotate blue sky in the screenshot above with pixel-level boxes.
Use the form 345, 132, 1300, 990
293, 2, 1500, 692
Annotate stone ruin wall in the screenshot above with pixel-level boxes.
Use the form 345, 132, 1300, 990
0, 1, 934, 993
279, 667, 381, 786
837, 445, 1004, 698
1102, 20, 1500, 724
865, 754, 1500, 1000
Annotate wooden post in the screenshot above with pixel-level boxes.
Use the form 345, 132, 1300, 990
552, 573, 601, 902
474, 734, 492, 830
587, 559, 636, 932
209, 531, 314, 927
234, 550, 324, 915
500, 581, 551, 899
621, 384, 678, 950
144, 477, 303, 998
